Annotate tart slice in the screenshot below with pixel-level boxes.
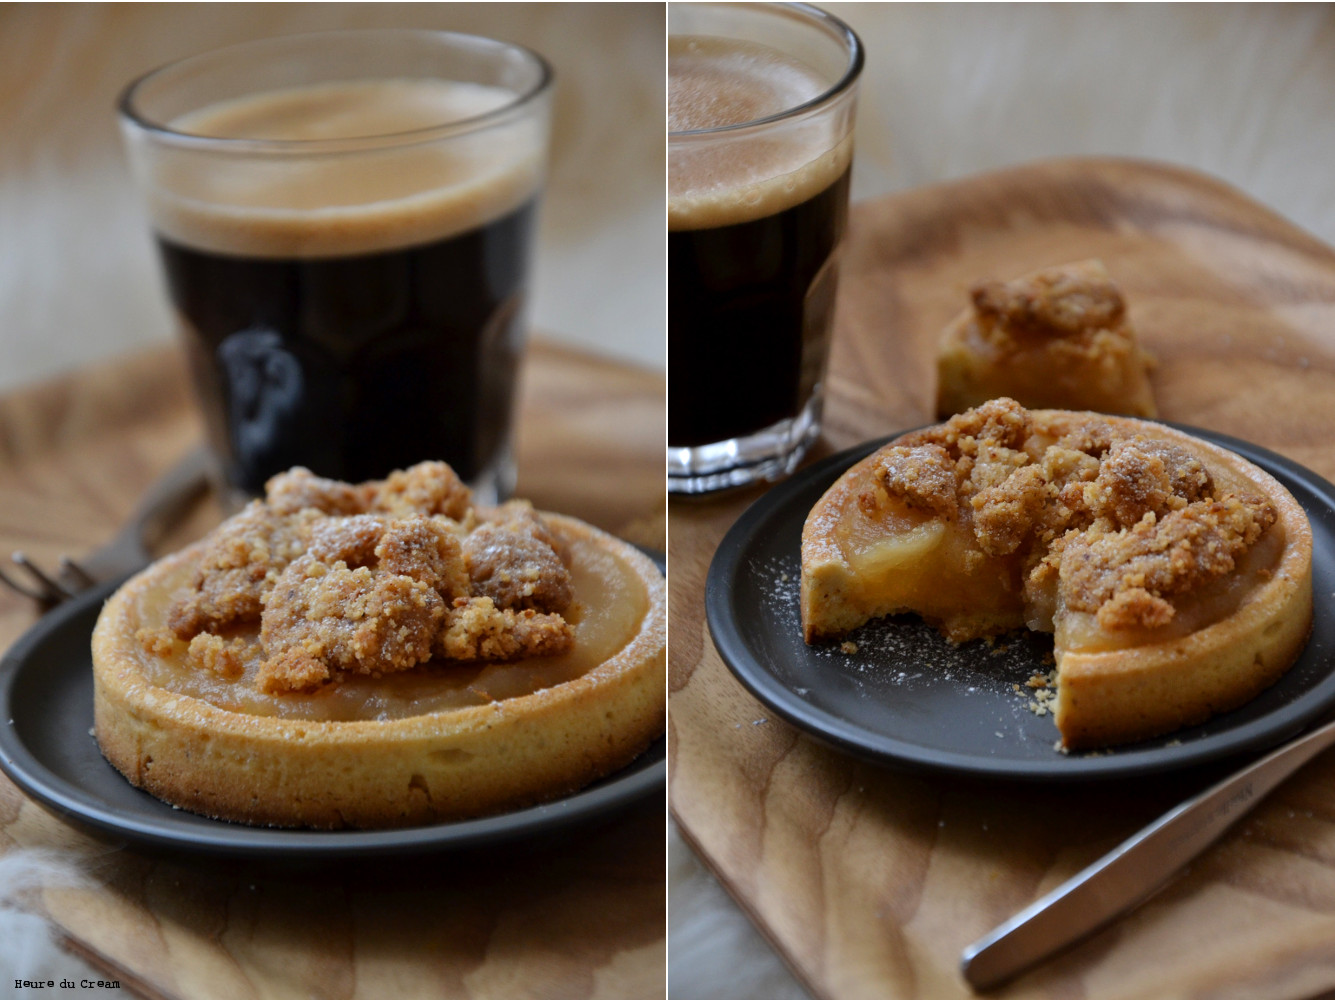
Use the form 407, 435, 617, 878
936, 260, 1157, 419
93, 462, 665, 828
801, 399, 1312, 749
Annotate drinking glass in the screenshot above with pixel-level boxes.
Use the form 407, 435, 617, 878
668, 2, 862, 494
120, 29, 553, 506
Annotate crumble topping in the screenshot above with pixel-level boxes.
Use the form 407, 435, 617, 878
865, 399, 1278, 631
162, 462, 576, 694
1061, 495, 1276, 630
971, 259, 1128, 348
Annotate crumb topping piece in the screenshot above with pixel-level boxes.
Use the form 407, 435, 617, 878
265, 468, 370, 516
165, 502, 319, 638
187, 633, 248, 681
438, 597, 574, 662
372, 462, 473, 520
864, 400, 1278, 631
971, 259, 1127, 345
873, 445, 958, 519
164, 462, 576, 694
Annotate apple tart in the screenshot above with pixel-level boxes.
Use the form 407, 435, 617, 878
92, 463, 665, 828
936, 260, 1157, 420
801, 400, 1312, 749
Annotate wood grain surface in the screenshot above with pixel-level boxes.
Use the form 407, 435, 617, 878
0, 339, 665, 1000
669, 158, 1335, 1000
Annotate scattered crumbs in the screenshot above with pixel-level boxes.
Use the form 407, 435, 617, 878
1012, 684, 1022, 693
780, 572, 790, 582
840, 641, 859, 655
794, 687, 810, 696
1053, 739, 1069, 755
1028, 684, 1057, 717
1026, 672, 1050, 689
753, 718, 768, 726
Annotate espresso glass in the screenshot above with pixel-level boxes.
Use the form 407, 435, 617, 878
120, 30, 552, 507
668, 2, 861, 494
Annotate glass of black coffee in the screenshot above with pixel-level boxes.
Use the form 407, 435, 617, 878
119, 30, 552, 505
668, 3, 861, 494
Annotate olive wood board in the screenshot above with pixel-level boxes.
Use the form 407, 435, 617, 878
0, 340, 666, 1000
668, 157, 1335, 1000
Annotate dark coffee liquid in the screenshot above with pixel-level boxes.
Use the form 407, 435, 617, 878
668, 168, 849, 446
158, 199, 535, 493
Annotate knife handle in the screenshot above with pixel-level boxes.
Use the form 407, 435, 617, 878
961, 715, 1335, 990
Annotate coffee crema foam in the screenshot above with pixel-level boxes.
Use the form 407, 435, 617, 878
143, 79, 543, 258
669, 36, 851, 231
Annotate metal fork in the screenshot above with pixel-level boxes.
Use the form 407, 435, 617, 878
0, 447, 212, 608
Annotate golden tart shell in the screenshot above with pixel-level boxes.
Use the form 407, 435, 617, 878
92, 514, 665, 828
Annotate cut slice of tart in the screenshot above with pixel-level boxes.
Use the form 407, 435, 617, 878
92, 463, 665, 828
801, 399, 1312, 749
936, 259, 1157, 420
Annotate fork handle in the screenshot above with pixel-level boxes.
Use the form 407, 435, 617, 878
961, 716, 1335, 990
74, 446, 213, 582
124, 446, 214, 552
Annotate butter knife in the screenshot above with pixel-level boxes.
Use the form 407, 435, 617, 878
961, 716, 1335, 990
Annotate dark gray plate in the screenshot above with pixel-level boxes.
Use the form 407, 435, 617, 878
707, 425, 1335, 781
0, 576, 664, 859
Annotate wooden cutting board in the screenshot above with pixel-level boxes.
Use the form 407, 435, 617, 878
0, 340, 665, 1000
669, 158, 1335, 1000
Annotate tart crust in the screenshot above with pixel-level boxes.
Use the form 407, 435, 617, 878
801, 410, 1313, 749
92, 514, 665, 828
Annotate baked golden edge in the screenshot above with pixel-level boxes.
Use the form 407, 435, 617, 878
91, 513, 666, 829
1054, 427, 1313, 749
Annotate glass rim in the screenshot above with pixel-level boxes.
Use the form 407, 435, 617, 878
668, 1, 863, 139
117, 27, 554, 155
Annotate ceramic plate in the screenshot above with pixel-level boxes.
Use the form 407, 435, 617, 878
706, 425, 1335, 781
0, 564, 664, 859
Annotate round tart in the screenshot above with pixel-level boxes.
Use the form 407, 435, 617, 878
92, 467, 665, 829
801, 400, 1313, 749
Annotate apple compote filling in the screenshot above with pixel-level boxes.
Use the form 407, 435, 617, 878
130, 462, 647, 721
